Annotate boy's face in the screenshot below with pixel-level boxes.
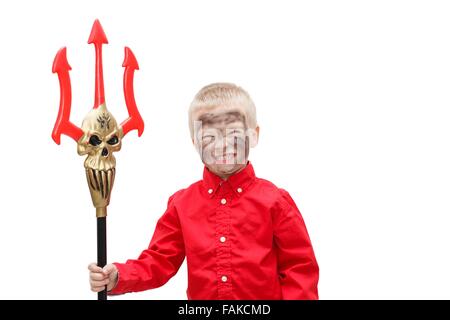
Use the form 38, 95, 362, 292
193, 109, 258, 179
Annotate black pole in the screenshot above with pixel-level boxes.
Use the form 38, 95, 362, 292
97, 216, 107, 300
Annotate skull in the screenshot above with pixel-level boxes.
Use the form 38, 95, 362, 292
77, 103, 123, 216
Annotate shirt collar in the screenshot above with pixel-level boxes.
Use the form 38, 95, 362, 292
202, 161, 256, 197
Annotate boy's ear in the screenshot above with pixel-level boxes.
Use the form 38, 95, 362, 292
249, 126, 260, 148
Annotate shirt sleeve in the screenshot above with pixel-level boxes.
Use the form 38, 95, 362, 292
109, 194, 185, 294
272, 189, 319, 300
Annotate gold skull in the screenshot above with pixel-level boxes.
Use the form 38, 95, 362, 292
77, 103, 123, 217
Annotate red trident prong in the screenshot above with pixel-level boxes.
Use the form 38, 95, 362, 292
87, 20, 144, 137
88, 19, 108, 109
52, 20, 144, 144
121, 47, 144, 137
51, 47, 84, 144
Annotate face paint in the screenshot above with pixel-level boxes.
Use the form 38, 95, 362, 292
194, 110, 253, 179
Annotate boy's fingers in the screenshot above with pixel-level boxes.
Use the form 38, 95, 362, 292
89, 263, 114, 293
90, 272, 107, 281
91, 279, 110, 287
91, 285, 106, 293
88, 263, 103, 273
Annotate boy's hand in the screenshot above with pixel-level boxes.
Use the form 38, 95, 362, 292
88, 263, 118, 292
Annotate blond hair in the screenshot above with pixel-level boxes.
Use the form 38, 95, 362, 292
188, 83, 258, 139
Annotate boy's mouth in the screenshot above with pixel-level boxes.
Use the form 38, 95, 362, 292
214, 153, 237, 164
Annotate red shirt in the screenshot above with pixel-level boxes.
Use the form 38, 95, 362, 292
110, 161, 319, 299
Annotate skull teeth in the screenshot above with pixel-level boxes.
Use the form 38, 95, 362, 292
86, 167, 115, 200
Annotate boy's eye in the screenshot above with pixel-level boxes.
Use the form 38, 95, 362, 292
202, 135, 215, 143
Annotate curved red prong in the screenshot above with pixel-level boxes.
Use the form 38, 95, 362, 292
121, 47, 144, 137
51, 47, 84, 144
88, 19, 108, 109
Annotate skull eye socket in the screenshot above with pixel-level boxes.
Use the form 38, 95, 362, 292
107, 135, 119, 145
89, 135, 102, 146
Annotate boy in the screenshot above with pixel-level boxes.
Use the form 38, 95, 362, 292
88, 83, 319, 299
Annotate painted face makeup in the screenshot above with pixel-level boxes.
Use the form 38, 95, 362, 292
194, 110, 251, 179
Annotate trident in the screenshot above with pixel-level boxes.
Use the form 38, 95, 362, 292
51, 19, 144, 300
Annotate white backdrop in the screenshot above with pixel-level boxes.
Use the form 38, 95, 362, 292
0, 0, 449, 299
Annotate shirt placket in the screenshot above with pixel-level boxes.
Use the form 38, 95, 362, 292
215, 182, 233, 299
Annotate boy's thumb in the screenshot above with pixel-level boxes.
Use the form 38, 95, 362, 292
103, 264, 115, 275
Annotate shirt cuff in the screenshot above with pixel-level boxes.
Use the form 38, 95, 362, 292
108, 262, 133, 295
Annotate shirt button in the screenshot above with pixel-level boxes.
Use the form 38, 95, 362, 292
221, 198, 227, 205
221, 275, 228, 282
220, 236, 226, 243
237, 187, 242, 193
208, 188, 213, 194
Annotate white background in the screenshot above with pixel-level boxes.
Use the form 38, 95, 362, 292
0, 0, 449, 300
